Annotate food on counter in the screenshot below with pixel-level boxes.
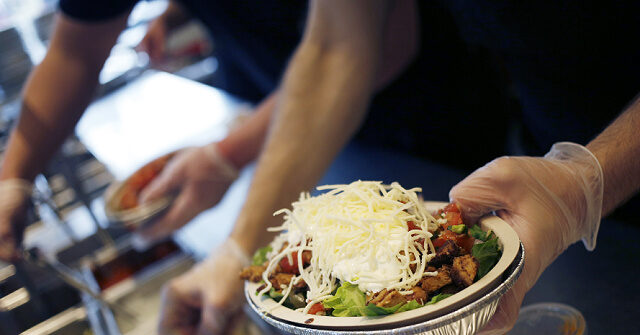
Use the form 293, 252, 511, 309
118, 153, 174, 210
92, 239, 179, 289
240, 181, 502, 316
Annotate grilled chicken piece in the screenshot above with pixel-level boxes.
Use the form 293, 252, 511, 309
239, 265, 266, 282
301, 250, 312, 265
405, 286, 427, 304
268, 273, 307, 289
269, 273, 294, 289
430, 240, 461, 267
451, 254, 479, 288
367, 289, 407, 308
420, 265, 452, 293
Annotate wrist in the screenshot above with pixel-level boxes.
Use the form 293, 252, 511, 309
203, 143, 239, 181
545, 142, 604, 251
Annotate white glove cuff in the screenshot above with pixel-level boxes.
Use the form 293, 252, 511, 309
203, 144, 240, 182
545, 142, 604, 251
221, 238, 251, 267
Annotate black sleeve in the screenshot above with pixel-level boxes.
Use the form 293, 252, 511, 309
59, 0, 139, 22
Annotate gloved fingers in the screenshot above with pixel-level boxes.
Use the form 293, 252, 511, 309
196, 305, 227, 335
449, 157, 520, 224
158, 278, 202, 335
135, 189, 198, 245
0, 180, 32, 261
478, 277, 528, 335
139, 154, 187, 204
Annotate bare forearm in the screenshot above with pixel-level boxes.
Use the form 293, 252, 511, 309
231, 1, 388, 252
587, 95, 640, 216
232, 47, 377, 251
0, 13, 127, 181
0, 55, 100, 181
216, 93, 276, 169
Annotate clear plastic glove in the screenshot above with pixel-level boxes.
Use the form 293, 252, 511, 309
449, 142, 603, 334
0, 179, 33, 261
136, 144, 239, 246
158, 238, 251, 335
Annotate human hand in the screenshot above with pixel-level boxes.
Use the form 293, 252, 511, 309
137, 16, 169, 64
158, 238, 251, 335
449, 142, 603, 334
135, 144, 239, 246
0, 179, 33, 261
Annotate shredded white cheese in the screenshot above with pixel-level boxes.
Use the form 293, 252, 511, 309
259, 181, 438, 310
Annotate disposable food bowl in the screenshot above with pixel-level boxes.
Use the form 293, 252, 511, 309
104, 152, 176, 230
245, 201, 524, 334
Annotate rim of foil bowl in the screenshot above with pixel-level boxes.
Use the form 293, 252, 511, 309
246, 242, 525, 335
104, 181, 173, 230
103, 152, 177, 230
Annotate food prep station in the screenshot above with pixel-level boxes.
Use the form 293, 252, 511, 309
1, 1, 640, 335
0, 230, 192, 334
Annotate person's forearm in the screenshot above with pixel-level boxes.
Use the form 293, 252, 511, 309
587, 95, 640, 216
216, 93, 277, 169
231, 0, 390, 253
0, 13, 127, 181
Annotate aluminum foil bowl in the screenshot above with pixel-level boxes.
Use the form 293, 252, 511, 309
104, 152, 176, 230
246, 243, 524, 335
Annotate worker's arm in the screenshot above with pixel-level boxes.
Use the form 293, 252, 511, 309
230, 0, 393, 253
0, 11, 129, 261
0, 12, 129, 181
587, 95, 640, 216
450, 95, 640, 334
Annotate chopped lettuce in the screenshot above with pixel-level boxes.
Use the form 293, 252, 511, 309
468, 224, 487, 241
425, 293, 452, 305
252, 246, 272, 266
269, 287, 284, 300
396, 300, 422, 312
364, 299, 422, 315
323, 283, 425, 317
323, 282, 370, 316
471, 236, 502, 279
364, 302, 404, 315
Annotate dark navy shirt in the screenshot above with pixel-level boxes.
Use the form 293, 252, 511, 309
59, 0, 640, 169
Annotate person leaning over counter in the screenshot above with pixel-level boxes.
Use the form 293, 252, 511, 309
1, 0, 640, 334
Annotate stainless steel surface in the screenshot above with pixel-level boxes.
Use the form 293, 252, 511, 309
20, 307, 88, 335
98, 253, 195, 335
21, 249, 137, 322
247, 243, 524, 335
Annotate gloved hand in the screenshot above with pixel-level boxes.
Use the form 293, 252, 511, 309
0, 179, 33, 261
136, 144, 239, 246
449, 142, 603, 334
158, 238, 251, 335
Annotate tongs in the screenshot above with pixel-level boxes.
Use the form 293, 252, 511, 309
21, 248, 137, 321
